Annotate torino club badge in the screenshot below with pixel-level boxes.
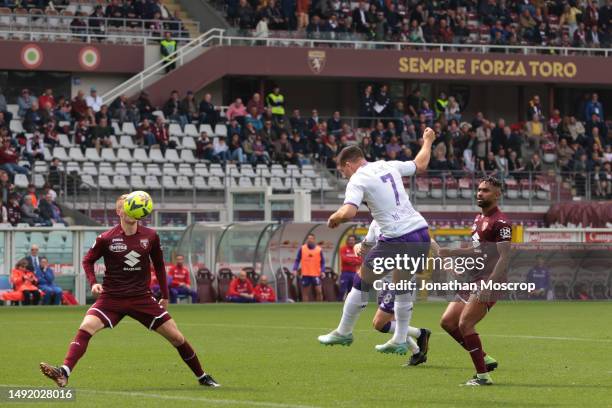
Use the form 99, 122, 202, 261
140, 239, 149, 250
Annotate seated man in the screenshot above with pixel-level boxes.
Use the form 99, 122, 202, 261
225, 269, 255, 303
253, 275, 276, 303
167, 255, 198, 303
526, 255, 551, 300
36, 257, 63, 305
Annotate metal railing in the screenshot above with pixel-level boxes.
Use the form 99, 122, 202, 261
101, 28, 225, 104
0, 29, 194, 44
0, 13, 199, 39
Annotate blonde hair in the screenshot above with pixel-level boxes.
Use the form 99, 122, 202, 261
116, 194, 129, 210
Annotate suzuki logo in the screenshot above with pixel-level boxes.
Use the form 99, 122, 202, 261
124, 250, 141, 267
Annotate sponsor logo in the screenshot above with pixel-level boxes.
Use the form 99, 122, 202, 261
124, 250, 141, 267
112, 237, 124, 242
307, 50, 326, 74
500, 226, 512, 240
140, 239, 149, 249
585, 232, 612, 243
109, 243, 127, 253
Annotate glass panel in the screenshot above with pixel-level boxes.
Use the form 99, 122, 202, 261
14, 231, 74, 274
159, 212, 188, 227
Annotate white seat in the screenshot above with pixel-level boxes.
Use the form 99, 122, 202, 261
101, 148, 118, 162
146, 164, 162, 176
133, 148, 151, 163
33, 174, 46, 188
52, 147, 69, 162
131, 163, 147, 176
111, 122, 122, 135
194, 163, 209, 176
286, 164, 300, 178
226, 164, 239, 178
149, 148, 165, 163
129, 175, 146, 190
82, 162, 98, 176
152, 110, 165, 120
99, 163, 115, 176
241, 166, 256, 177
85, 148, 101, 162
162, 176, 178, 190
238, 176, 253, 188
59, 134, 72, 147
122, 122, 137, 136
214, 125, 227, 138
14, 174, 29, 189
176, 176, 192, 189
285, 178, 299, 189
119, 136, 136, 149
199, 124, 214, 135
144, 175, 161, 189
10, 120, 24, 134
165, 149, 182, 163
170, 137, 182, 149
114, 162, 130, 176
299, 178, 314, 190
184, 124, 199, 137
253, 177, 267, 187
180, 149, 197, 163
117, 148, 133, 162
65, 161, 80, 173
69, 147, 86, 162
271, 164, 286, 177
193, 176, 207, 189
169, 123, 184, 137
43, 147, 53, 161
207, 176, 224, 190
6, 104, 18, 118
181, 137, 196, 150
109, 135, 119, 147
81, 174, 95, 188
270, 177, 286, 190
98, 175, 113, 189
301, 165, 317, 178
256, 164, 271, 177
209, 164, 225, 177
33, 161, 48, 173
113, 175, 130, 190
178, 163, 194, 177
162, 163, 179, 177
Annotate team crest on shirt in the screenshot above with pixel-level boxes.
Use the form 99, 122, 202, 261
140, 239, 149, 249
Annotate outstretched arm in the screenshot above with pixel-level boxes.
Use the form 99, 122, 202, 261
327, 204, 358, 229
413, 127, 435, 173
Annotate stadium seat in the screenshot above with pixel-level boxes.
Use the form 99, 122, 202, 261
146, 164, 162, 176
130, 175, 146, 190
117, 148, 133, 162
200, 124, 214, 135
122, 122, 137, 136
113, 175, 130, 190
301, 165, 317, 178
59, 134, 72, 147
215, 125, 227, 138
68, 147, 86, 162
119, 136, 136, 149
430, 178, 443, 199
149, 149, 165, 164
178, 163, 194, 177
505, 179, 519, 199
82, 162, 98, 176
253, 177, 267, 187
169, 123, 184, 137
445, 177, 459, 199
194, 163, 209, 176
180, 149, 197, 163
14, 174, 29, 189
165, 149, 182, 163
101, 148, 118, 162
170, 137, 182, 149
193, 176, 207, 190
459, 178, 473, 199
144, 175, 161, 190
65, 161, 80, 174
162, 176, 179, 190
241, 166, 256, 177
176, 176, 193, 190
255, 164, 271, 178
520, 179, 533, 199
114, 162, 130, 176
33, 161, 48, 174
98, 175, 113, 190
226, 164, 239, 178
43, 147, 53, 161
80, 175, 95, 188
299, 178, 314, 190
209, 164, 225, 177
10, 120, 24, 134
207, 176, 224, 190
286, 164, 300, 178
270, 177, 286, 190
131, 163, 147, 177
33, 174, 45, 188
99, 163, 115, 176
109, 135, 119, 147
85, 148, 102, 162
238, 176, 254, 188
52, 147, 69, 162
271, 164, 286, 177
314, 178, 333, 191
133, 148, 151, 163
162, 163, 179, 177
111, 122, 122, 136
181, 137, 196, 150
184, 124, 199, 137
415, 178, 429, 199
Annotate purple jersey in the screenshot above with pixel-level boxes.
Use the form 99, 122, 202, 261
83, 224, 168, 299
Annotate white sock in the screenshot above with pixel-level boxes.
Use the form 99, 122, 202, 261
61, 365, 71, 377
336, 288, 368, 335
407, 326, 421, 338
407, 337, 420, 354
387, 321, 396, 333
391, 294, 413, 344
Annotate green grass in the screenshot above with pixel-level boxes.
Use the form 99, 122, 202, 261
1, 302, 611, 408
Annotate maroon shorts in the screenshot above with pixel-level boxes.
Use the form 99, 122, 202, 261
87, 294, 172, 330
455, 290, 497, 310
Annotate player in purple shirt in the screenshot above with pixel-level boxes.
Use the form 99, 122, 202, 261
40, 194, 219, 388
526, 255, 550, 299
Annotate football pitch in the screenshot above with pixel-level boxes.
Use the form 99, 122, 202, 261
1, 302, 611, 408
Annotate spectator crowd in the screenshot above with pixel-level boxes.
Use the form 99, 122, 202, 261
225, 0, 611, 48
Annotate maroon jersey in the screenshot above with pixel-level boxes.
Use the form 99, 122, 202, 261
469, 206, 512, 281
83, 224, 169, 299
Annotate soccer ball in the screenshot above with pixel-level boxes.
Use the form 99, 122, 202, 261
123, 191, 153, 220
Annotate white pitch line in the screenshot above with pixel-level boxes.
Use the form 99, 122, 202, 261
0, 384, 321, 408
180, 322, 612, 343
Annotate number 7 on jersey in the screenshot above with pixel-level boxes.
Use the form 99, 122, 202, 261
380, 173, 400, 205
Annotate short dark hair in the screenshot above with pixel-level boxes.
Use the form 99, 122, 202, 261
307, 233, 315, 238
337, 145, 365, 166
480, 176, 502, 190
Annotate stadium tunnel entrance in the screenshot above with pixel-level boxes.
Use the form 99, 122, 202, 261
176, 222, 362, 302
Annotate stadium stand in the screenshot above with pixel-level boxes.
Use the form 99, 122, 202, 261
218, 0, 611, 49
